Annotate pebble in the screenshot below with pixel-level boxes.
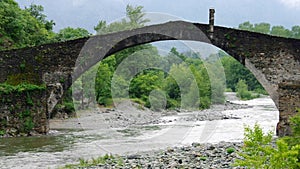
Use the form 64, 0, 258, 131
85, 142, 246, 169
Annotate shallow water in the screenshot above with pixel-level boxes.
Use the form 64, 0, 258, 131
0, 134, 71, 156
0, 93, 279, 169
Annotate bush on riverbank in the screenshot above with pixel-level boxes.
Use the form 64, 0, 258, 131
235, 79, 260, 100
234, 113, 300, 168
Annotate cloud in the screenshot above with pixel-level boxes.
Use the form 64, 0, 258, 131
279, 0, 300, 9
72, 0, 88, 7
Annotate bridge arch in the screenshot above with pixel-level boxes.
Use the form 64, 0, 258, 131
0, 21, 299, 136
73, 21, 276, 107
70, 21, 300, 137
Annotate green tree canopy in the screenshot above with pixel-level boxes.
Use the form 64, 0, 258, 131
25, 4, 55, 31
221, 54, 264, 92
238, 21, 300, 39
0, 0, 54, 50
271, 26, 291, 37
94, 4, 149, 35
55, 27, 91, 41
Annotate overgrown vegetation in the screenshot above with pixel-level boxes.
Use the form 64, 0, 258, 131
0, 0, 55, 50
0, 83, 46, 95
235, 79, 260, 100
62, 154, 124, 169
0, 130, 5, 136
234, 112, 300, 168
72, 5, 224, 110
220, 55, 267, 98
0, 83, 47, 135
239, 21, 300, 39
19, 110, 34, 133
90, 47, 224, 110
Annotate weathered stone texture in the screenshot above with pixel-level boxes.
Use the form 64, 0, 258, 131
0, 89, 48, 136
277, 82, 300, 136
0, 21, 299, 136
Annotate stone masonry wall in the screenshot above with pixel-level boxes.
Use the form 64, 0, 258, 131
277, 82, 300, 136
0, 87, 48, 136
0, 21, 299, 136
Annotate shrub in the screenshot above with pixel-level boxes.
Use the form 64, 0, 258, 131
166, 98, 180, 109
98, 98, 114, 107
226, 147, 235, 154
0, 130, 5, 136
236, 79, 259, 100
225, 88, 233, 92
63, 154, 123, 168
63, 102, 75, 114
233, 123, 300, 169
130, 98, 145, 106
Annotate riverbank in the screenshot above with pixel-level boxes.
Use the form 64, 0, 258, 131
49, 95, 250, 131
0, 93, 278, 169
63, 141, 245, 169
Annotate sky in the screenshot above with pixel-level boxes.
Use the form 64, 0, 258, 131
15, 0, 300, 33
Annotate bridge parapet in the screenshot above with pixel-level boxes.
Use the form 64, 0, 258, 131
0, 21, 299, 136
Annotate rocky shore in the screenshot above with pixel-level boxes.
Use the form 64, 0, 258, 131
73, 141, 245, 169
50, 99, 251, 131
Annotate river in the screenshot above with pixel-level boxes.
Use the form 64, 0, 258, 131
0, 92, 278, 169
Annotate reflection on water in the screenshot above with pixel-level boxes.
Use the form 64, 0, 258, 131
0, 132, 75, 156
0, 128, 110, 158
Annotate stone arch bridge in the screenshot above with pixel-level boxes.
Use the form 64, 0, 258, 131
0, 21, 299, 136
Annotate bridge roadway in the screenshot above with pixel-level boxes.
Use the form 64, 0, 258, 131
0, 21, 299, 136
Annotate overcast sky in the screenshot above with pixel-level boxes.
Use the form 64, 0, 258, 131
15, 0, 300, 33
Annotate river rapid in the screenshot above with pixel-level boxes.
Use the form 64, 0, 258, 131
0, 92, 278, 169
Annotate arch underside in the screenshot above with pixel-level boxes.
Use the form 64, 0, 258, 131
73, 21, 278, 106
71, 21, 300, 137
1, 21, 299, 136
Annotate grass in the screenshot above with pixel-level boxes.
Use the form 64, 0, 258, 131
0, 83, 45, 95
142, 125, 161, 131
199, 156, 207, 161
61, 154, 124, 169
116, 128, 141, 137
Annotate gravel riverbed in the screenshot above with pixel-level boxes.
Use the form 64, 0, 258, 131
0, 93, 278, 169
76, 141, 245, 169
55, 101, 250, 168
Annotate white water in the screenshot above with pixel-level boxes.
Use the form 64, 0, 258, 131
0, 93, 279, 169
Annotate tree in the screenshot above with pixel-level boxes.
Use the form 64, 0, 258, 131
164, 75, 181, 108
25, 4, 55, 31
165, 63, 200, 110
0, 0, 54, 50
94, 5, 149, 35
221, 55, 264, 92
235, 79, 259, 100
93, 5, 154, 106
238, 21, 254, 31
129, 70, 164, 104
55, 27, 90, 41
95, 63, 113, 106
270, 26, 291, 38
126, 4, 150, 27
291, 26, 300, 39
238, 21, 300, 39
253, 23, 271, 34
